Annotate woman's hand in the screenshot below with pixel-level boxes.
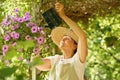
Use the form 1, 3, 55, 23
55, 2, 65, 17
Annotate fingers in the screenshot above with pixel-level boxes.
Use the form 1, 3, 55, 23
55, 2, 65, 16
55, 2, 63, 8
55, 2, 61, 6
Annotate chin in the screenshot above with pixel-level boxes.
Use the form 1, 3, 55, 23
59, 45, 65, 49
59, 45, 63, 48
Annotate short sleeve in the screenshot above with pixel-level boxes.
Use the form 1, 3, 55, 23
47, 55, 60, 68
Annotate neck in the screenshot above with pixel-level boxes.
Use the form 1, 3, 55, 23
62, 49, 74, 59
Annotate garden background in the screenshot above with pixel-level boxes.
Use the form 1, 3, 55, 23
0, 0, 120, 80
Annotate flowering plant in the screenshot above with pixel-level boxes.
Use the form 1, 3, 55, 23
0, 8, 53, 66
0, 7, 56, 79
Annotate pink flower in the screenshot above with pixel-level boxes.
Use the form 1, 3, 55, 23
10, 32, 19, 39
34, 37, 37, 40
1, 17, 8, 26
46, 45, 49, 49
25, 35, 31, 40
12, 42, 17, 47
38, 27, 43, 31
13, 32, 20, 39
12, 24, 19, 30
17, 18, 23, 23
23, 12, 30, 21
23, 16, 28, 21
33, 48, 39, 54
37, 36, 44, 44
9, 15, 18, 22
4, 34, 11, 41
19, 48, 24, 52
10, 31, 16, 37
26, 22, 36, 27
2, 45, 8, 53
18, 57, 23, 61
14, 8, 19, 13
25, 12, 29, 15
31, 26, 38, 33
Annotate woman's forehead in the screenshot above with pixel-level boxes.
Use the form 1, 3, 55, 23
62, 35, 74, 40
63, 35, 71, 38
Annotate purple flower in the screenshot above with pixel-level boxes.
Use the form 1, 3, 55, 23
9, 15, 18, 22
33, 37, 38, 41
12, 24, 19, 30
17, 18, 23, 23
26, 23, 31, 27
25, 12, 29, 15
4, 34, 11, 41
10, 32, 19, 39
7, 21, 11, 26
14, 33, 19, 39
12, 42, 17, 47
46, 45, 49, 49
37, 36, 44, 44
14, 8, 19, 13
23, 16, 30, 22
23, 16, 28, 22
2, 45, 8, 53
19, 48, 24, 52
1, 17, 8, 26
23, 12, 30, 21
10, 31, 16, 37
25, 35, 31, 40
33, 48, 39, 54
38, 27, 43, 31
31, 26, 38, 33
18, 57, 23, 61
26, 22, 36, 27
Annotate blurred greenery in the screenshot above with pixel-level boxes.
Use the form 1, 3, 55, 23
0, 66, 18, 78
0, 0, 120, 80
29, 56, 43, 67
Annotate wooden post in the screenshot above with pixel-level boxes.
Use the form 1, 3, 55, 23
31, 66, 36, 80
31, 54, 36, 80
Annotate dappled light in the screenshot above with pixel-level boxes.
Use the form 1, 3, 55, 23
0, 0, 120, 80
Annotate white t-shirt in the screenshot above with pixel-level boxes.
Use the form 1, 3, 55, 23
48, 52, 86, 80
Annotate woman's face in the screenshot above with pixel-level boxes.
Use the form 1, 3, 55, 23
59, 35, 77, 50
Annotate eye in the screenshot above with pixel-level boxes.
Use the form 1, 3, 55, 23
62, 36, 72, 41
65, 38, 69, 40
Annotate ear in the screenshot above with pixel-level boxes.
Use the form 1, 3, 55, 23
74, 44, 77, 50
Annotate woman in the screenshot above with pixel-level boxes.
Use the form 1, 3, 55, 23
36, 2, 88, 80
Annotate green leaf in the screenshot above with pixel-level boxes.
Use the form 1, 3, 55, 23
29, 56, 43, 67
15, 74, 24, 80
0, 66, 18, 78
17, 40, 35, 51
0, 0, 6, 2
0, 38, 3, 55
23, 40, 35, 50
104, 36, 118, 47
5, 49, 17, 60
16, 41, 24, 50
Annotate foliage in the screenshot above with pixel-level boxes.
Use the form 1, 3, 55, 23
0, 0, 120, 80
83, 13, 120, 80
0, 66, 18, 78
0, 1, 55, 79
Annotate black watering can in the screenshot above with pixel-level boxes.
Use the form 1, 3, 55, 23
42, 8, 62, 29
